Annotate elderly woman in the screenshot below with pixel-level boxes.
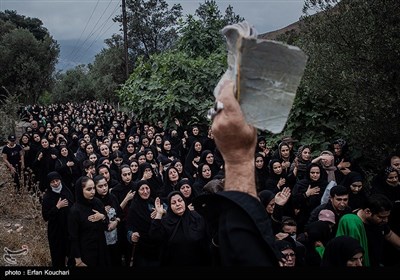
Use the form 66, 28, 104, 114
149, 191, 211, 266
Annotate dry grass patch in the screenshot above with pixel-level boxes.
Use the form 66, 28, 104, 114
0, 165, 50, 266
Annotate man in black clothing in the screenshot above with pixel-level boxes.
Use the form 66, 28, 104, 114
357, 194, 400, 266
194, 81, 282, 266
2, 134, 24, 192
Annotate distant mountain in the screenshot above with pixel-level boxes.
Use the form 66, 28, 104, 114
259, 20, 301, 40
56, 39, 107, 72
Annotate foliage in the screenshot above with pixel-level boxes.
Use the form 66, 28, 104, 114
0, 10, 59, 104
52, 65, 95, 103
88, 37, 126, 103
37, 91, 52, 106
282, 0, 400, 173
176, 0, 244, 57
0, 90, 21, 142
118, 51, 225, 126
118, 0, 244, 127
114, 0, 183, 67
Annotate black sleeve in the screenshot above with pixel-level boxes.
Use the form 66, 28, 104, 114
194, 191, 281, 266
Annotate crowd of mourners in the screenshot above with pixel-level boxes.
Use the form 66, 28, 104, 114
2, 100, 400, 268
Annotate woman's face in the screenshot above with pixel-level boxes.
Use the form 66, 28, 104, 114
60, 147, 68, 157
272, 162, 282, 175
155, 136, 162, 145
100, 145, 110, 156
301, 148, 311, 161
83, 134, 91, 143
21, 135, 29, 144
170, 194, 185, 216
138, 155, 146, 165
126, 144, 135, 153
386, 171, 399, 187
280, 145, 290, 159
309, 166, 321, 181
347, 252, 363, 267
163, 141, 171, 151
180, 184, 192, 198
205, 153, 214, 165
333, 144, 342, 156
168, 168, 179, 182
201, 164, 212, 179
89, 154, 97, 163
130, 162, 139, 174
391, 157, 400, 172
85, 144, 94, 154
350, 181, 363, 194
194, 142, 202, 152
145, 151, 153, 160
174, 162, 183, 173
111, 143, 119, 152
138, 184, 151, 200
121, 167, 132, 184
33, 134, 41, 143
95, 178, 108, 196
83, 179, 96, 200
266, 198, 275, 214
41, 139, 49, 148
255, 156, 264, 169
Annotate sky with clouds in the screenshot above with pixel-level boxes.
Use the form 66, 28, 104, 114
1, 0, 305, 69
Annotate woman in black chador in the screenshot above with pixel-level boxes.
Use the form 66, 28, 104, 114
68, 176, 110, 267
42, 171, 74, 267
149, 191, 211, 266
126, 180, 162, 267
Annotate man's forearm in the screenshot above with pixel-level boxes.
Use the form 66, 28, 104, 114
224, 161, 257, 198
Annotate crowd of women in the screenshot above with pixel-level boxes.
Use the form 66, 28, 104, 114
2, 100, 400, 268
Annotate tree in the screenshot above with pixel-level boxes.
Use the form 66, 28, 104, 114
176, 0, 244, 57
0, 10, 59, 104
118, 1, 243, 126
118, 50, 225, 126
284, 0, 400, 173
88, 35, 127, 103
52, 65, 95, 103
114, 0, 182, 68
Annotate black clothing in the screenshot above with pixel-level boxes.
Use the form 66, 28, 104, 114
68, 179, 110, 267
41, 185, 74, 267
126, 191, 161, 267
149, 209, 210, 266
194, 191, 281, 266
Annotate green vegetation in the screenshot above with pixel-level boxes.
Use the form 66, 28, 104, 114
284, 0, 400, 173
0, 10, 59, 105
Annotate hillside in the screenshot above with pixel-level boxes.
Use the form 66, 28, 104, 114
259, 20, 302, 40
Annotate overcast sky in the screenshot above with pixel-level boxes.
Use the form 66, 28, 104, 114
1, 0, 305, 69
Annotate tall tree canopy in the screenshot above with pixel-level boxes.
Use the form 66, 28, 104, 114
284, 0, 400, 173
0, 10, 59, 104
114, 0, 183, 66
52, 65, 95, 103
118, 0, 242, 126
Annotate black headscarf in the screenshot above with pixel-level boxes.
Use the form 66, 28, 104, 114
258, 190, 275, 208
321, 236, 364, 267
74, 176, 104, 211
127, 180, 155, 237
161, 191, 205, 241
